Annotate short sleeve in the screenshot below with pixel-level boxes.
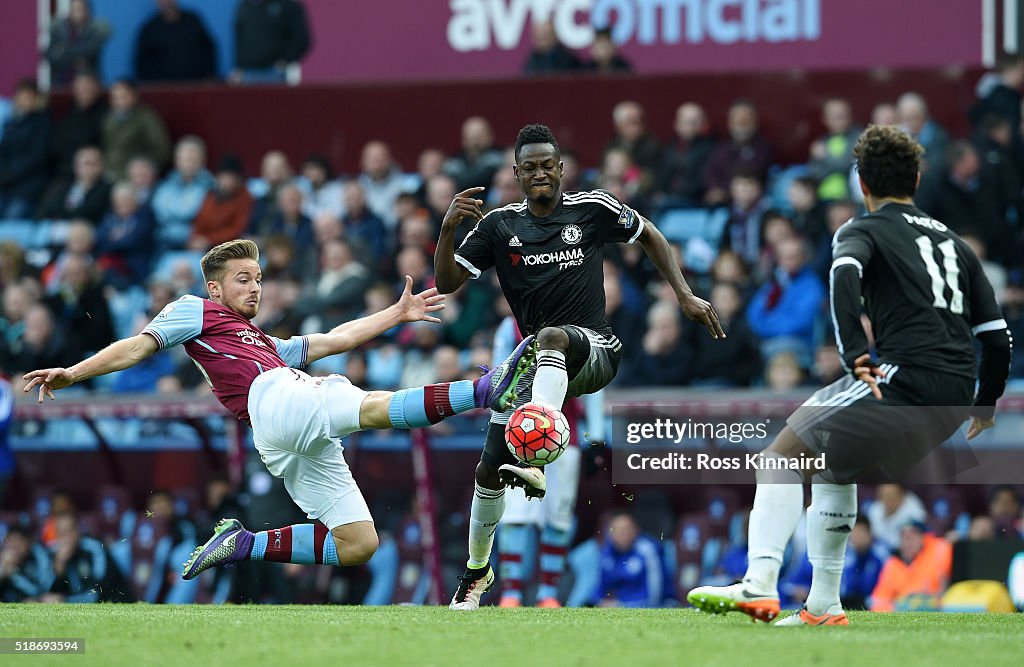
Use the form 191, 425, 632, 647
142, 295, 204, 349
270, 335, 309, 368
589, 190, 645, 244
454, 216, 497, 279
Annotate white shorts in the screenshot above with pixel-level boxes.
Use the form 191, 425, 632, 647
248, 367, 372, 530
501, 446, 581, 531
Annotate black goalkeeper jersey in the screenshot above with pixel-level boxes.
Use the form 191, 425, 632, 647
454, 190, 644, 337
830, 202, 1006, 379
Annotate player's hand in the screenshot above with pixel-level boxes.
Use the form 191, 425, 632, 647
22, 368, 75, 403
441, 187, 486, 230
679, 293, 726, 339
966, 415, 996, 440
853, 353, 884, 400
396, 275, 445, 324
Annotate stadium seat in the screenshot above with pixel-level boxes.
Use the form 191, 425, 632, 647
105, 286, 150, 340
657, 208, 710, 245
77, 511, 99, 538
151, 250, 206, 283
566, 537, 601, 607
632, 490, 675, 540
925, 486, 969, 536
702, 487, 741, 539
0, 511, 31, 541
163, 541, 201, 604
94, 486, 136, 546
363, 537, 399, 605
0, 220, 38, 247
674, 513, 712, 600
390, 516, 427, 605
121, 516, 174, 603
657, 207, 729, 247
765, 163, 811, 211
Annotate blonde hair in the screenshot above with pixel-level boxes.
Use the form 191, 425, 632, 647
201, 239, 259, 283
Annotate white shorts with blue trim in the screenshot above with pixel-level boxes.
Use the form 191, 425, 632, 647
248, 367, 372, 529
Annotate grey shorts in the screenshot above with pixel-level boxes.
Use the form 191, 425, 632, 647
490, 325, 621, 426
482, 326, 621, 467
787, 365, 973, 483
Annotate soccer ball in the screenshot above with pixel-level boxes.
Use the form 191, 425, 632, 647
505, 402, 570, 466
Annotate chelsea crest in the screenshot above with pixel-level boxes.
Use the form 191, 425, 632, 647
561, 224, 582, 245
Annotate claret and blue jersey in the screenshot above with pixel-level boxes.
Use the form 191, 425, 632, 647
141, 295, 309, 424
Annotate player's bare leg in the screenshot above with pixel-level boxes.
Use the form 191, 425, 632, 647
688, 427, 813, 622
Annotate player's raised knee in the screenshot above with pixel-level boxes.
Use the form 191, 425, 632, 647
475, 460, 501, 489
347, 535, 379, 565
536, 326, 569, 352
331, 523, 379, 565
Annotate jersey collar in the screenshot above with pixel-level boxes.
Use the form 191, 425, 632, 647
524, 192, 564, 222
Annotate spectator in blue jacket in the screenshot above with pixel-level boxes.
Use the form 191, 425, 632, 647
841, 516, 886, 609
746, 237, 826, 367
596, 511, 669, 607
151, 136, 214, 250
95, 182, 156, 289
342, 182, 390, 274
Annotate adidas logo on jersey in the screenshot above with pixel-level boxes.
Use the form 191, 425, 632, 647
509, 236, 522, 247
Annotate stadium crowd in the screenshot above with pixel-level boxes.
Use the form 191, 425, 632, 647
3, 63, 1024, 394
1, 482, 1021, 607
1, 1, 1023, 609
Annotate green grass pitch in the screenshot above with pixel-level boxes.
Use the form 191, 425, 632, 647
1, 605, 1021, 666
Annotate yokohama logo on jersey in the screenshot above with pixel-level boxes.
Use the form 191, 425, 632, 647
509, 248, 584, 270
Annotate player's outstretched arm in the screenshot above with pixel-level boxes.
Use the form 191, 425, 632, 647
434, 187, 485, 294
22, 334, 159, 403
636, 217, 725, 339
305, 275, 445, 363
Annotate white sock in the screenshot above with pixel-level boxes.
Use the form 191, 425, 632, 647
532, 350, 568, 407
743, 452, 804, 594
806, 483, 856, 615
467, 482, 505, 568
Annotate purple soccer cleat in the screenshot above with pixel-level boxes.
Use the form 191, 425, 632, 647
181, 518, 254, 580
473, 335, 537, 412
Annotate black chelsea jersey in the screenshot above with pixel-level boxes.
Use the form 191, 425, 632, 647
455, 190, 644, 337
830, 202, 1005, 379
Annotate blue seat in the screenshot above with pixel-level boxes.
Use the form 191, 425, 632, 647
658, 207, 729, 247
151, 250, 205, 282
702, 208, 728, 246
765, 163, 811, 212
0, 220, 38, 247
658, 208, 711, 245
566, 538, 601, 607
